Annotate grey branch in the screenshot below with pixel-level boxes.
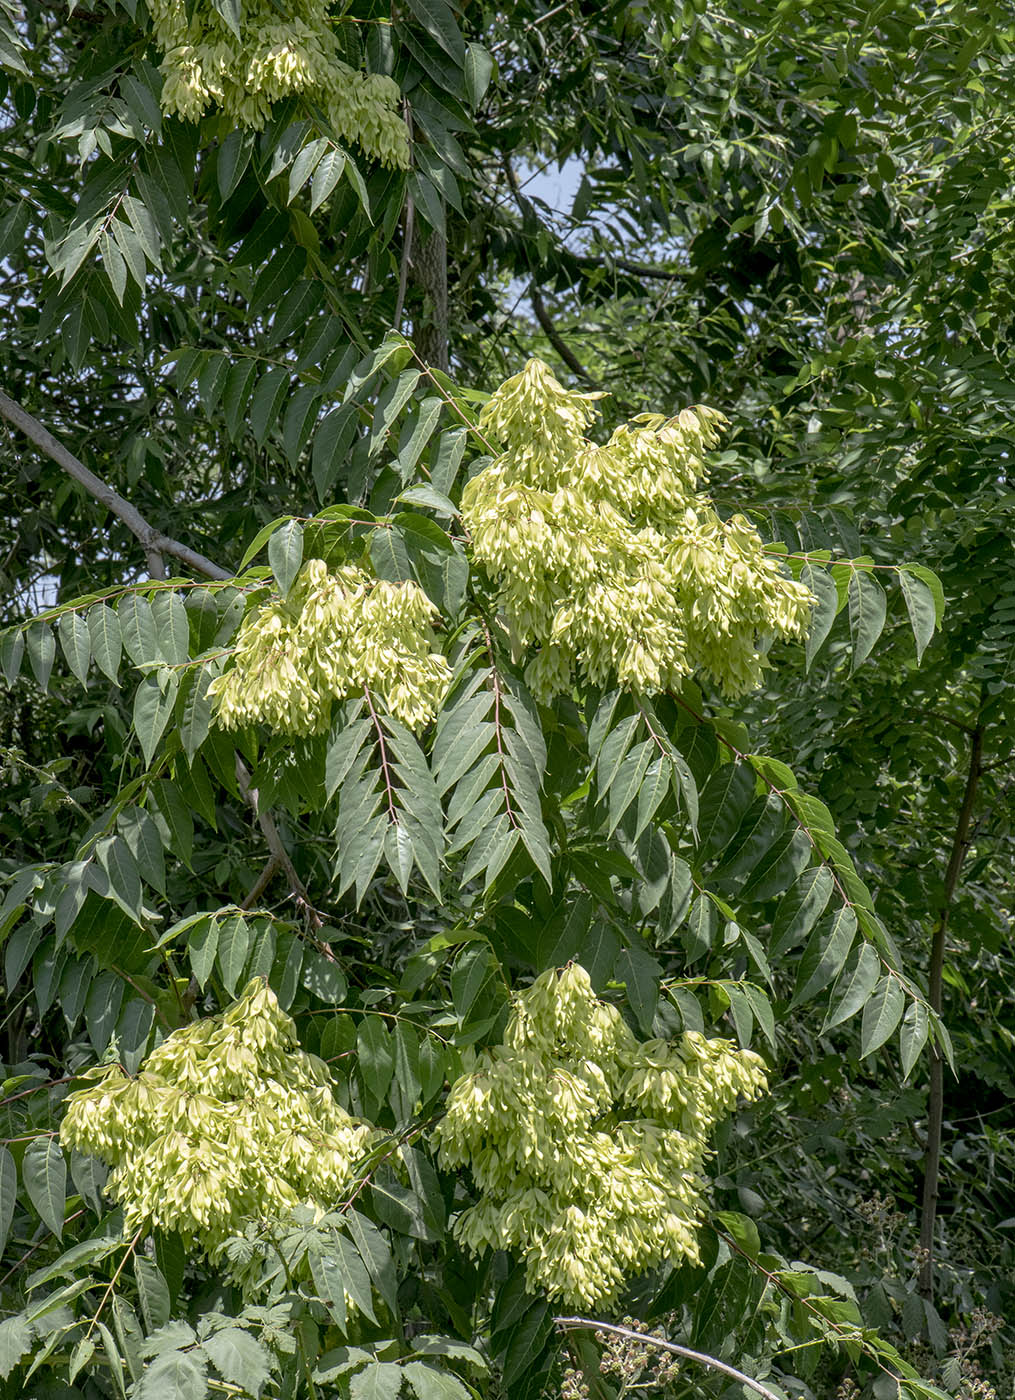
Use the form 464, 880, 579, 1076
553, 1318, 784, 1400
241, 853, 284, 910
500, 155, 595, 384
573, 252, 685, 282
528, 279, 595, 384
235, 756, 312, 907
0, 387, 230, 581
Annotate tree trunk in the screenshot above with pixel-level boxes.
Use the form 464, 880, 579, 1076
918, 716, 984, 1298
410, 223, 449, 373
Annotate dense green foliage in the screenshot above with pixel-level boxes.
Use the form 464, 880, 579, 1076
1, 3, 1012, 1400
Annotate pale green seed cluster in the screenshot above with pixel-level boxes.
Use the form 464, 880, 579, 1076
434, 963, 768, 1308
462, 359, 813, 701
151, 0, 409, 167
60, 980, 373, 1279
208, 559, 452, 735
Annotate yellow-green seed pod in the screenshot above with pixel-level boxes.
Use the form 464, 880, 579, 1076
433, 963, 768, 1307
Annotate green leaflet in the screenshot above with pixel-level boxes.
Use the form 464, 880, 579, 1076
133, 669, 179, 766
0, 1148, 16, 1256
792, 905, 857, 1005
267, 519, 304, 595
696, 762, 757, 860
823, 941, 881, 1030
350, 1363, 403, 1400
847, 566, 887, 671
898, 566, 938, 662
136, 1349, 208, 1400
22, 1138, 66, 1239
203, 1330, 272, 1395
860, 976, 906, 1058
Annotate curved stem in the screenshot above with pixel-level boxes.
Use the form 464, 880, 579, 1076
0, 388, 229, 581
553, 1318, 783, 1400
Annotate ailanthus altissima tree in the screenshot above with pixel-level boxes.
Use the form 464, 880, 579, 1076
2, 2, 1012, 1400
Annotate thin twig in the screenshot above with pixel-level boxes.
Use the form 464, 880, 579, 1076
393, 188, 415, 333
241, 853, 283, 909
84, 1227, 144, 1341
393, 101, 415, 333
234, 755, 323, 932
500, 156, 594, 383
0, 1210, 86, 1288
528, 279, 595, 384
553, 1318, 783, 1400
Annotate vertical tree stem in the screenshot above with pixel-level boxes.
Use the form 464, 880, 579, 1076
411, 223, 449, 372
918, 716, 984, 1298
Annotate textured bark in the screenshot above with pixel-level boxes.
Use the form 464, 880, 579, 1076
918, 717, 984, 1298
410, 223, 449, 373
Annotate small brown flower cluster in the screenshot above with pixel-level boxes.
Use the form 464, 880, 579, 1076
958, 1379, 996, 1400
559, 1366, 590, 1400
835, 1378, 860, 1400
950, 1308, 1004, 1400
855, 1190, 905, 1235
593, 1318, 681, 1390
950, 1308, 1004, 1363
